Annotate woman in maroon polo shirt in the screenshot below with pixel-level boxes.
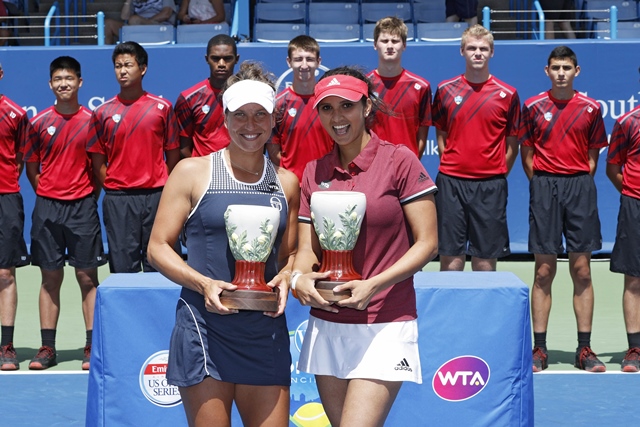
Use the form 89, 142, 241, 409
290, 66, 438, 427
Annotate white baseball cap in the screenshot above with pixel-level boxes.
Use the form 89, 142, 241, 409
222, 80, 275, 113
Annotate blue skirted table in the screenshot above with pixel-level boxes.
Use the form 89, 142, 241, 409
86, 271, 533, 426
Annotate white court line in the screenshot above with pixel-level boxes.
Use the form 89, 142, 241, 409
534, 370, 639, 375
0, 370, 89, 375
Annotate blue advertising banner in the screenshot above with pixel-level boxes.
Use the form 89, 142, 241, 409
1, 40, 637, 252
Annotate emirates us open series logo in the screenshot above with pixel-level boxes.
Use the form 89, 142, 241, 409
432, 355, 490, 402
139, 350, 182, 407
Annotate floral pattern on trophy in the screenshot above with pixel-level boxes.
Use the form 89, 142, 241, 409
310, 191, 366, 302
222, 205, 280, 311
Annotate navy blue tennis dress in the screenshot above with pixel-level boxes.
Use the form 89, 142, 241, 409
166, 149, 291, 387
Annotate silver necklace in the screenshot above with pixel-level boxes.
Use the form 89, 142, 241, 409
227, 151, 262, 176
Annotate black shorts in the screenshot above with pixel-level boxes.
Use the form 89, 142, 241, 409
528, 172, 602, 254
611, 194, 640, 278
103, 188, 165, 273
435, 173, 510, 259
0, 193, 29, 269
446, 0, 479, 20
30, 195, 107, 270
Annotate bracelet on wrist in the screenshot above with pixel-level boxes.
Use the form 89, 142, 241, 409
290, 271, 302, 291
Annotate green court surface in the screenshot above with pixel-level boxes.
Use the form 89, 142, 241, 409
7, 259, 629, 372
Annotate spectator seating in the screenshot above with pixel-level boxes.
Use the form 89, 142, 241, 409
253, 22, 306, 42
582, 0, 639, 38
308, 2, 360, 24
250, 0, 458, 43
176, 22, 229, 43
120, 24, 175, 45
594, 20, 640, 38
582, 0, 639, 21
254, 2, 307, 23
413, 0, 447, 23
308, 23, 360, 42
361, 2, 412, 24
416, 21, 466, 41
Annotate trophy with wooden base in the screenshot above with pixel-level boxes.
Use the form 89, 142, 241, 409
221, 205, 280, 312
310, 191, 366, 302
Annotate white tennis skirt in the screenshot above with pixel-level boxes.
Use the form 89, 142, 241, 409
297, 315, 422, 384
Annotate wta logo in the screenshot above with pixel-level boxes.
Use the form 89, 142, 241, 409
432, 356, 490, 402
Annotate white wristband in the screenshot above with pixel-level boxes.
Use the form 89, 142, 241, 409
290, 272, 302, 290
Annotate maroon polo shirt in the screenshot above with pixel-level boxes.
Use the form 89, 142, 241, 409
299, 132, 437, 324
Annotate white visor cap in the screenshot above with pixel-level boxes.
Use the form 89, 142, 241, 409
222, 80, 276, 114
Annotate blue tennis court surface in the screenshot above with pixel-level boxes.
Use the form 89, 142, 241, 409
0, 371, 639, 425
0, 372, 88, 426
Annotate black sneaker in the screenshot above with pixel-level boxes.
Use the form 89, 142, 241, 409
0, 343, 19, 371
621, 347, 640, 373
82, 345, 91, 371
532, 346, 548, 372
29, 346, 57, 370
574, 346, 606, 372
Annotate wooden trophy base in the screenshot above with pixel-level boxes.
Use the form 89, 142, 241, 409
220, 288, 279, 312
315, 280, 351, 302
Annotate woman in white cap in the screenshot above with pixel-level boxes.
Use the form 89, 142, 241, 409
148, 61, 299, 426
290, 66, 438, 426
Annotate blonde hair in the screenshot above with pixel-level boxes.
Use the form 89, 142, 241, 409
461, 24, 494, 51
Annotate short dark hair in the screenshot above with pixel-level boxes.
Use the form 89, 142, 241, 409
548, 45, 578, 67
207, 34, 237, 56
50, 56, 81, 79
287, 35, 320, 59
112, 41, 148, 68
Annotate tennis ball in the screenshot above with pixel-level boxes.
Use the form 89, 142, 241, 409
290, 402, 331, 427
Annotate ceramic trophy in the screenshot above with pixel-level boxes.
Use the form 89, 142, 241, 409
223, 205, 280, 311
310, 191, 366, 302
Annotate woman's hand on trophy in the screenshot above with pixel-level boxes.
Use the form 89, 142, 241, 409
295, 272, 339, 313
264, 272, 290, 318
202, 278, 239, 315
334, 279, 376, 311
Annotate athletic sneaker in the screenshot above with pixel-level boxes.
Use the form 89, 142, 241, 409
532, 346, 548, 372
574, 346, 606, 372
0, 343, 19, 371
621, 347, 640, 373
29, 345, 57, 370
82, 345, 91, 371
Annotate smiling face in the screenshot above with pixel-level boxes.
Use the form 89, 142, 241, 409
224, 102, 274, 153
461, 36, 494, 72
114, 53, 146, 89
545, 57, 580, 91
206, 44, 239, 88
316, 95, 372, 148
49, 68, 82, 103
287, 48, 320, 86
374, 31, 406, 63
